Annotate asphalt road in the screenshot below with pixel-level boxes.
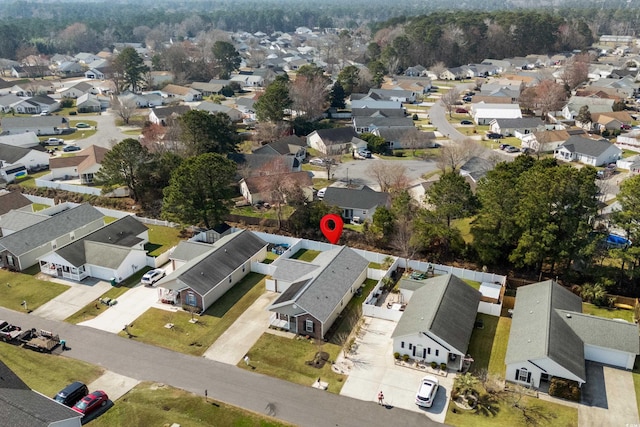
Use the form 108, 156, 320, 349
428, 101, 467, 143
70, 111, 131, 149
0, 307, 442, 427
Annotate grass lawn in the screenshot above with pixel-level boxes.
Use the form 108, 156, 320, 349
239, 333, 347, 393
120, 273, 266, 356
31, 202, 50, 211
445, 387, 578, 427
289, 249, 321, 262
312, 178, 332, 189
145, 224, 183, 257
463, 279, 481, 290
327, 278, 378, 345
90, 382, 292, 427
344, 223, 364, 232
466, 314, 512, 378
0, 270, 69, 311
122, 129, 142, 136
0, 342, 103, 397
452, 217, 474, 244
64, 267, 152, 324
14, 170, 50, 188
230, 205, 295, 220
582, 302, 634, 323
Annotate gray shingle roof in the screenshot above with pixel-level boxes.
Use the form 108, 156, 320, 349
53, 215, 147, 267
161, 230, 267, 297
0, 204, 103, 256
505, 281, 586, 382
0, 210, 47, 232
0, 143, 44, 164
170, 241, 217, 262
350, 108, 407, 118
0, 360, 82, 427
313, 127, 359, 144
323, 186, 389, 211
353, 116, 415, 128
558, 310, 640, 354
392, 274, 481, 355
559, 136, 617, 157
293, 247, 369, 324
271, 258, 321, 282
1, 116, 68, 129
493, 117, 545, 128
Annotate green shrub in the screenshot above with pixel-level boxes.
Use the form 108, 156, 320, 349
431, 361, 437, 369
394, 352, 400, 360
440, 362, 447, 370
402, 354, 410, 362
548, 377, 581, 402
69, 111, 77, 115
394, 151, 405, 157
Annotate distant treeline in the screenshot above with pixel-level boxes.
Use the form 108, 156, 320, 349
0, 1, 636, 60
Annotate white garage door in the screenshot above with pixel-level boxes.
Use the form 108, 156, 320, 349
88, 265, 117, 281
585, 344, 630, 368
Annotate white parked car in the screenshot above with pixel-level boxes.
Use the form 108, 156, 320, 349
141, 269, 165, 286
317, 187, 327, 199
415, 376, 439, 408
44, 138, 64, 145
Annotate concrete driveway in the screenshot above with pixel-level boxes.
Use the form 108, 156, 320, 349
31, 278, 112, 321
340, 317, 454, 423
578, 362, 639, 427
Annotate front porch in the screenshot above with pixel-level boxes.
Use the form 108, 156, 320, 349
39, 260, 89, 282
269, 312, 298, 334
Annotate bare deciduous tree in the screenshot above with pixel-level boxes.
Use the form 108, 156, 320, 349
562, 53, 590, 91
437, 139, 484, 172
289, 74, 330, 121
534, 79, 566, 122
440, 87, 461, 118
367, 162, 409, 193
429, 61, 447, 80
113, 96, 139, 125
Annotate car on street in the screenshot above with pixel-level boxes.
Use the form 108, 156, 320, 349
63, 145, 82, 152
462, 96, 473, 102
460, 120, 473, 125
487, 133, 503, 139
75, 122, 90, 128
415, 376, 439, 408
141, 268, 165, 286
44, 138, 64, 145
71, 390, 108, 416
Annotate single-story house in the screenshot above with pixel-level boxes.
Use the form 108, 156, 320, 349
350, 107, 407, 119
195, 101, 243, 122
489, 117, 545, 138
373, 127, 436, 150
368, 88, 417, 103
49, 145, 108, 184
350, 99, 403, 110
0, 360, 83, 427
29, 95, 60, 113
0, 132, 40, 149
0, 143, 49, 173
191, 82, 225, 97
471, 103, 522, 125
239, 170, 313, 205
161, 84, 202, 102
0, 190, 32, 216
352, 116, 415, 134
307, 127, 366, 155
0, 203, 104, 271
460, 156, 495, 185
149, 105, 191, 126
58, 81, 97, 99
267, 246, 369, 339
554, 136, 621, 166
253, 135, 307, 163
522, 129, 586, 153
76, 93, 103, 113
391, 274, 481, 371
322, 185, 390, 222
38, 215, 148, 282
505, 280, 639, 389
562, 97, 615, 120
0, 116, 69, 136
0, 210, 48, 236
590, 111, 634, 133
156, 230, 267, 312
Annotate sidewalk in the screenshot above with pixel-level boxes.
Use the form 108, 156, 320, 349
202, 291, 279, 364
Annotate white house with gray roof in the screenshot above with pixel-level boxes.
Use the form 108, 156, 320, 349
157, 230, 267, 312
0, 115, 69, 136
322, 185, 390, 222
391, 274, 481, 371
37, 215, 148, 282
554, 136, 621, 166
267, 246, 368, 339
0, 204, 104, 272
489, 117, 546, 138
505, 281, 639, 389
471, 103, 522, 125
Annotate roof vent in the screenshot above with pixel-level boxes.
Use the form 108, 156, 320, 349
201, 272, 204, 275
529, 310, 533, 314
566, 313, 572, 318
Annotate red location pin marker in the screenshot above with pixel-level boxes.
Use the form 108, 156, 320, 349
320, 214, 344, 244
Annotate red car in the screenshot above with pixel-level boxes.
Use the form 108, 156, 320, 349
455, 108, 468, 114
71, 390, 108, 416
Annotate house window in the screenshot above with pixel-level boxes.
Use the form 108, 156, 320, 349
229, 276, 232, 283
242, 265, 246, 272
435, 349, 439, 357
427, 348, 431, 355
6, 255, 15, 267
517, 368, 530, 383
186, 292, 197, 306
401, 341, 405, 349
409, 343, 413, 350
305, 319, 314, 333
